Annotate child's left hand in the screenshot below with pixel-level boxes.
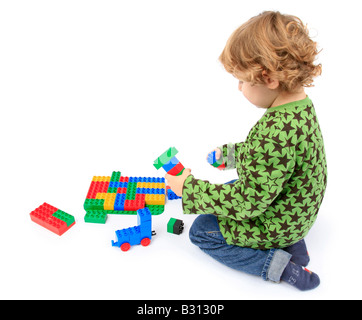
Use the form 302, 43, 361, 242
165, 168, 192, 197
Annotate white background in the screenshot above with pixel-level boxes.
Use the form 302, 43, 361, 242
1, 0, 361, 300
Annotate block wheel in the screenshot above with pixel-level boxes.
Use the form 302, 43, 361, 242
141, 237, 151, 247
120, 243, 131, 251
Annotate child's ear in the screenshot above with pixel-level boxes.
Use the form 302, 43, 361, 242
262, 70, 280, 90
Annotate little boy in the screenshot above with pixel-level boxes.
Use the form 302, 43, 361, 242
166, 11, 327, 291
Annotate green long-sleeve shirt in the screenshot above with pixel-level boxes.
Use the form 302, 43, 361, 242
182, 96, 327, 249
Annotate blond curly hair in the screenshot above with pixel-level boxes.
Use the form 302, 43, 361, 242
219, 11, 322, 92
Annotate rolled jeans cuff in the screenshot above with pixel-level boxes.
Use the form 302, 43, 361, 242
261, 249, 292, 282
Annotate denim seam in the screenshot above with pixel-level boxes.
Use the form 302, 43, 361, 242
196, 231, 226, 244
261, 248, 275, 281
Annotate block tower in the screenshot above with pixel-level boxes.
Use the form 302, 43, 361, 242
153, 147, 185, 176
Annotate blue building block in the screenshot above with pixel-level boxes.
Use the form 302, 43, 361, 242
162, 156, 179, 172
129, 226, 141, 245
112, 229, 130, 246
207, 150, 225, 169
109, 181, 128, 188
138, 207, 152, 239
136, 187, 165, 195
140, 221, 151, 239
137, 207, 151, 224
114, 193, 126, 211
207, 151, 217, 165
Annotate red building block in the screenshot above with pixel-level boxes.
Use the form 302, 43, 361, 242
30, 203, 75, 236
217, 163, 226, 170
86, 181, 110, 199
117, 187, 128, 194
167, 162, 185, 176
124, 194, 146, 211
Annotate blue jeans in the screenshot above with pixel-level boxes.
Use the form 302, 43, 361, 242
188, 181, 292, 282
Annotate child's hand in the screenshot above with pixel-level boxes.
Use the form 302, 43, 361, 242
165, 168, 192, 197
206, 148, 222, 162
214, 148, 222, 160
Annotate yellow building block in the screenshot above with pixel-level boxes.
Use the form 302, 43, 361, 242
92, 176, 111, 182
145, 194, 165, 205
137, 182, 165, 189
95, 193, 108, 199
104, 193, 116, 210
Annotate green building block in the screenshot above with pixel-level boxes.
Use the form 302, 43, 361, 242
52, 209, 75, 227
84, 199, 105, 210
110, 171, 121, 182
108, 210, 137, 215
175, 168, 185, 176
146, 205, 164, 215
126, 182, 138, 200
84, 210, 107, 224
153, 147, 178, 170
167, 218, 184, 235
211, 158, 224, 168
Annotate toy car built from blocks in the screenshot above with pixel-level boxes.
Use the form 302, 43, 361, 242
111, 207, 155, 252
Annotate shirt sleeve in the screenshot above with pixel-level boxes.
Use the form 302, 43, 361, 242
219, 142, 244, 170
182, 128, 296, 221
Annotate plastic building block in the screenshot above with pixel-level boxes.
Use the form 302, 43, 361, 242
110, 171, 121, 182
207, 150, 225, 170
166, 186, 182, 200
84, 210, 108, 224
112, 207, 155, 251
114, 193, 126, 211
167, 218, 184, 235
104, 193, 117, 210
84, 171, 166, 223
30, 202, 76, 235
92, 176, 111, 182
145, 194, 165, 205
52, 209, 75, 226
167, 162, 185, 176
124, 194, 146, 211
161, 156, 179, 172
147, 205, 164, 215
153, 147, 179, 169
153, 147, 185, 176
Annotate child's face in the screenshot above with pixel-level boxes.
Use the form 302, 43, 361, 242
238, 80, 279, 109
235, 71, 280, 109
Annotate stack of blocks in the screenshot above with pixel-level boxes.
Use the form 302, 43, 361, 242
112, 207, 153, 251
153, 147, 185, 176
30, 203, 75, 236
84, 171, 165, 224
167, 218, 184, 235
207, 150, 226, 170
